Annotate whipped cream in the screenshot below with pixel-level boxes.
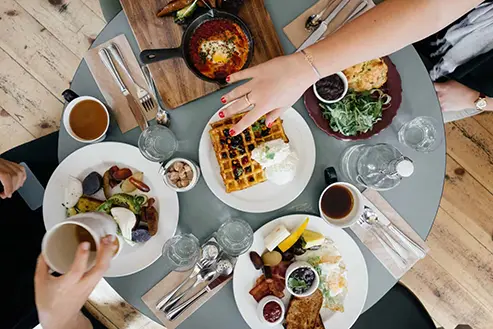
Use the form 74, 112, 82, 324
251, 140, 298, 185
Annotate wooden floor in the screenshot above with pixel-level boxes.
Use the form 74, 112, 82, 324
2, 1, 493, 329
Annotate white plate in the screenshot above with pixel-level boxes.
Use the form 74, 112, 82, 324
199, 107, 316, 213
233, 214, 368, 329
43, 142, 179, 277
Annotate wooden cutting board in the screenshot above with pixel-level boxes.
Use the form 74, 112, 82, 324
119, 0, 284, 109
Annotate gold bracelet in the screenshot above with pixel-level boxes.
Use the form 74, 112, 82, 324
301, 49, 322, 80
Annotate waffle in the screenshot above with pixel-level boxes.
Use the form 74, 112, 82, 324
209, 112, 289, 193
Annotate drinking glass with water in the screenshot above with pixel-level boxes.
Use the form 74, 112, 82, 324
393, 115, 442, 153
138, 125, 178, 162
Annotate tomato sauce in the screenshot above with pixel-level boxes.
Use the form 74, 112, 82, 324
263, 301, 282, 323
189, 19, 249, 79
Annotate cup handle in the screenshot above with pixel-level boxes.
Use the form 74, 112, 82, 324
62, 89, 79, 103
324, 167, 338, 186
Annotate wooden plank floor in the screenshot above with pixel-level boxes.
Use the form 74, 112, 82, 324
2, 1, 493, 328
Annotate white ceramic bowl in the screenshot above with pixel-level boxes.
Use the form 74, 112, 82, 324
313, 72, 349, 104
162, 158, 201, 192
256, 296, 285, 326
318, 182, 364, 228
285, 261, 320, 298
62, 96, 110, 143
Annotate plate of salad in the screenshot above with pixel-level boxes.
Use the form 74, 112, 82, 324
43, 142, 179, 277
304, 57, 402, 141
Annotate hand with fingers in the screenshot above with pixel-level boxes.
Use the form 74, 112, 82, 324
0, 159, 27, 199
218, 52, 319, 136
35, 235, 117, 329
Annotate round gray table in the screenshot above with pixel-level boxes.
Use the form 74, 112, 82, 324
61, 1, 446, 327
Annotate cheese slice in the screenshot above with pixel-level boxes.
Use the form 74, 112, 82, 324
264, 224, 290, 251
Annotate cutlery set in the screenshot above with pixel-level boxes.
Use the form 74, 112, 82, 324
99, 43, 159, 131
155, 241, 234, 321
358, 206, 426, 269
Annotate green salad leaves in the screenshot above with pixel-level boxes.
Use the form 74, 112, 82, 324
320, 89, 391, 136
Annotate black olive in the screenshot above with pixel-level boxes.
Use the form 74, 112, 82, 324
293, 246, 306, 256
249, 251, 263, 270
82, 171, 103, 195
281, 250, 294, 262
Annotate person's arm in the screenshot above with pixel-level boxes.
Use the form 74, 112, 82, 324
35, 235, 117, 329
0, 159, 26, 199
220, 0, 482, 135
435, 80, 493, 112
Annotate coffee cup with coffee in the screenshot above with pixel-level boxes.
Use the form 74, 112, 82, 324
318, 167, 364, 228
42, 212, 120, 274
62, 89, 110, 143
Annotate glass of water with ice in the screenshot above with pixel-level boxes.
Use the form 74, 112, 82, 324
138, 125, 177, 162
397, 116, 442, 153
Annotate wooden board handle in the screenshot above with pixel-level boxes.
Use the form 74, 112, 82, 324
140, 48, 183, 64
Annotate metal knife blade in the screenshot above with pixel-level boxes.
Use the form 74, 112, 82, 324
125, 93, 148, 131
298, 0, 352, 51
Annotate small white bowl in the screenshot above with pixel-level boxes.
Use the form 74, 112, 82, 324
256, 296, 285, 326
313, 72, 349, 104
285, 261, 320, 298
162, 158, 201, 192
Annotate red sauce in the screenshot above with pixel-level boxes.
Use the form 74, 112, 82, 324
189, 19, 249, 79
263, 301, 282, 323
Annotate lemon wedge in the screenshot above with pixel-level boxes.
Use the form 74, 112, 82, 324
302, 230, 325, 249
278, 217, 309, 252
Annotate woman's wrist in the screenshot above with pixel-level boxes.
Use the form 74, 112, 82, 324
291, 51, 321, 87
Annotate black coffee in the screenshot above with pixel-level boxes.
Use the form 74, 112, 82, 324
321, 185, 354, 219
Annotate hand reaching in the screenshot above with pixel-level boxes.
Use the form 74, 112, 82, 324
219, 52, 318, 136
35, 235, 117, 329
0, 159, 26, 199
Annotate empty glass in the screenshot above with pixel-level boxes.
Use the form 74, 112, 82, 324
215, 218, 253, 257
138, 125, 177, 162
162, 234, 201, 272
396, 116, 442, 153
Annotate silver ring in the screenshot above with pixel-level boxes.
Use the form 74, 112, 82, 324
244, 94, 254, 108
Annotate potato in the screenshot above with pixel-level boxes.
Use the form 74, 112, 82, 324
75, 196, 104, 213
121, 172, 144, 193
262, 251, 282, 267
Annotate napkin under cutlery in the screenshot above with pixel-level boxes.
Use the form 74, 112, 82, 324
351, 189, 429, 279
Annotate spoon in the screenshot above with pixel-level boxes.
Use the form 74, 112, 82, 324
305, 1, 334, 31
162, 266, 217, 312
166, 259, 233, 320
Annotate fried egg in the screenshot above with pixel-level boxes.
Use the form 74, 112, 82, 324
295, 238, 348, 312
200, 39, 237, 64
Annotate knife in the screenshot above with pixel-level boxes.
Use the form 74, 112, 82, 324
165, 275, 226, 320
298, 0, 352, 51
98, 48, 148, 131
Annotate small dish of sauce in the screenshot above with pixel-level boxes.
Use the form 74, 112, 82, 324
313, 71, 348, 104
257, 296, 285, 326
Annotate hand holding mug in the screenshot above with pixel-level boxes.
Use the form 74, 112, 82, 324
35, 235, 117, 329
0, 159, 26, 199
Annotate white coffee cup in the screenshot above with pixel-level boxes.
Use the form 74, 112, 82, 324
62, 96, 110, 143
318, 182, 364, 228
42, 212, 119, 274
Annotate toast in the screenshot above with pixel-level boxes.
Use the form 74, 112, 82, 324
285, 289, 324, 329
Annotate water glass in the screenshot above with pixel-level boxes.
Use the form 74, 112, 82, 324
138, 125, 177, 162
162, 234, 201, 272
397, 116, 442, 153
215, 218, 253, 257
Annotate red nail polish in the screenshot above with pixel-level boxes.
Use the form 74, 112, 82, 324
229, 129, 235, 136
267, 122, 273, 128
219, 111, 225, 118
221, 97, 227, 104
226, 76, 231, 83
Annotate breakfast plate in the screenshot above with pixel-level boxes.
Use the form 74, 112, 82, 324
198, 107, 316, 213
43, 142, 179, 277
233, 214, 368, 329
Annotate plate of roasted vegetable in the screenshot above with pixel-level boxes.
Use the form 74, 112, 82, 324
43, 142, 179, 277
233, 214, 368, 329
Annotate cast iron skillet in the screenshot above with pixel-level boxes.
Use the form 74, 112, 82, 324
140, 9, 254, 85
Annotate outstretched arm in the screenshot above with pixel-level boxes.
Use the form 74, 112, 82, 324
221, 0, 482, 135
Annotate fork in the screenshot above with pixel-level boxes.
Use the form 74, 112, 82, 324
357, 215, 408, 269
107, 43, 156, 112
142, 65, 170, 127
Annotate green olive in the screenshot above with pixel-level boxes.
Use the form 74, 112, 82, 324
262, 251, 282, 267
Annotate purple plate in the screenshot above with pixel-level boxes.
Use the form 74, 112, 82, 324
303, 57, 402, 141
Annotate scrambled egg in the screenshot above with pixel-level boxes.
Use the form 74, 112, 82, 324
200, 39, 236, 64
343, 58, 388, 92
296, 238, 348, 312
